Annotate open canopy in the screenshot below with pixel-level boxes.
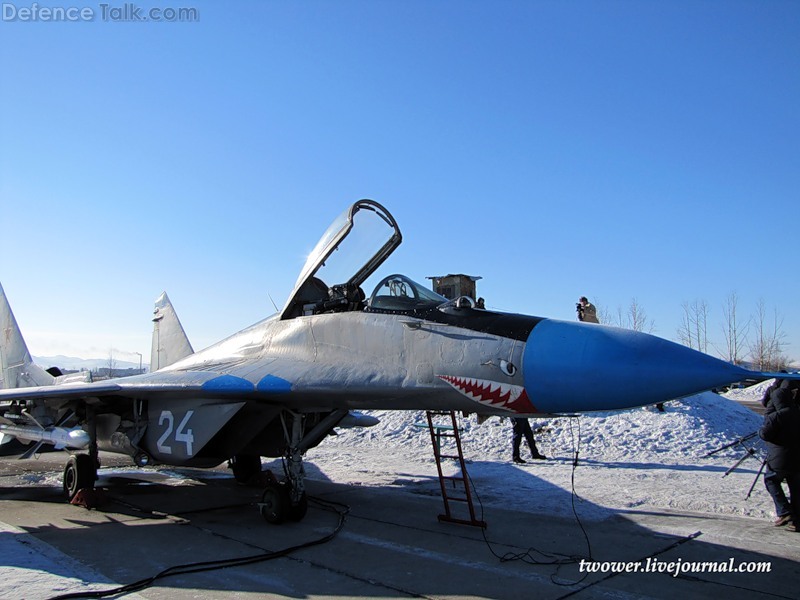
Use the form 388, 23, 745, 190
280, 200, 402, 320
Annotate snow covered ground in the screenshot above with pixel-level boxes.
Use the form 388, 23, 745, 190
309, 384, 774, 522
0, 382, 778, 598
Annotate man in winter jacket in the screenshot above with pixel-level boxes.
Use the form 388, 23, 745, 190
577, 297, 599, 323
759, 382, 800, 531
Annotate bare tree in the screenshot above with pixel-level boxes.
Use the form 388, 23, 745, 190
613, 305, 625, 328
627, 298, 655, 333
719, 292, 748, 364
695, 299, 710, 353
748, 299, 789, 371
106, 348, 117, 379
610, 299, 655, 332
677, 299, 709, 352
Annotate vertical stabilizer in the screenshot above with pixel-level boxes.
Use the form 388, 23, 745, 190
151, 292, 194, 371
0, 283, 55, 389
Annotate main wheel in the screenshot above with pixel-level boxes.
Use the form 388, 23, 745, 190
230, 454, 262, 484
260, 482, 286, 524
63, 454, 96, 500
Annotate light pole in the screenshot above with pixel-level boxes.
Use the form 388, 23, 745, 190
134, 352, 142, 373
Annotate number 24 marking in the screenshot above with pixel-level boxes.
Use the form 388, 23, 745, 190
157, 410, 195, 455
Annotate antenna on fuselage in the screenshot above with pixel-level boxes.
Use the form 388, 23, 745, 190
268, 293, 279, 313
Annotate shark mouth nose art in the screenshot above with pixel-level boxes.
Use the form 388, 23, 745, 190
438, 375, 537, 413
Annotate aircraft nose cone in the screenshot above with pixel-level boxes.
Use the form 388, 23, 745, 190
523, 320, 751, 413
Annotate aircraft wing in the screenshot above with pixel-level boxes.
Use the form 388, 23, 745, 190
0, 370, 292, 404
0, 365, 372, 470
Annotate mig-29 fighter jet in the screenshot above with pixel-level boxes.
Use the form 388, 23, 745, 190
1, 200, 794, 523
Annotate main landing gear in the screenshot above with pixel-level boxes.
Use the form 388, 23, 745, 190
63, 409, 99, 501
229, 454, 262, 484
63, 453, 98, 500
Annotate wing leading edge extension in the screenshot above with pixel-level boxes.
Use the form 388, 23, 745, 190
0, 370, 292, 404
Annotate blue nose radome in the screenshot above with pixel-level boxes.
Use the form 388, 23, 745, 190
522, 319, 752, 413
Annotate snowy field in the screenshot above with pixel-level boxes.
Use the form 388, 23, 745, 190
308, 382, 774, 521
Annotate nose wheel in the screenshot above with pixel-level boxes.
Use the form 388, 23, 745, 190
259, 478, 308, 524
257, 409, 346, 524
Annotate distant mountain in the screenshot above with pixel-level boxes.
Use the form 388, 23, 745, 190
33, 355, 149, 372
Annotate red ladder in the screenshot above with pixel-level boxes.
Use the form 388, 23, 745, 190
424, 410, 487, 528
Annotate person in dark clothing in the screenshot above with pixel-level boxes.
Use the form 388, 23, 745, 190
512, 417, 546, 463
759, 384, 800, 531
759, 374, 787, 411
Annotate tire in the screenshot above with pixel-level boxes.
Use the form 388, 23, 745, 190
63, 454, 96, 500
230, 454, 262, 484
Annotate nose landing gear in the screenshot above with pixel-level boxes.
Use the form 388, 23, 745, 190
259, 475, 308, 524
256, 409, 347, 524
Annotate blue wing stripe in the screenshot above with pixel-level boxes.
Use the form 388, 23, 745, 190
200, 374, 255, 393
256, 374, 292, 393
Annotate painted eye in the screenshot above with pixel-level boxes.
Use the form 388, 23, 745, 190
499, 360, 516, 376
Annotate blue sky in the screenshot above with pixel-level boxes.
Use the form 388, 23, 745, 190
1, 0, 798, 365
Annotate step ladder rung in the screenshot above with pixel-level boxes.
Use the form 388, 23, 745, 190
441, 496, 469, 503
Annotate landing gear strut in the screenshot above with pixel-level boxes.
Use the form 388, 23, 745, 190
257, 409, 347, 524
259, 413, 309, 524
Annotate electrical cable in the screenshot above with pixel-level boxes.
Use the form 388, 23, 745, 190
552, 530, 702, 600
47, 496, 350, 600
468, 416, 593, 585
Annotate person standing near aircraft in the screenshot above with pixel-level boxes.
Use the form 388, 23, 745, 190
759, 373, 787, 409
576, 297, 599, 323
759, 381, 800, 531
511, 417, 546, 463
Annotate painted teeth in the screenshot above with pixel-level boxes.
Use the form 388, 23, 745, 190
438, 375, 523, 409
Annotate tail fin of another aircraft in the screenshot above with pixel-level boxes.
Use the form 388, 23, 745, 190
150, 292, 194, 371
0, 283, 56, 389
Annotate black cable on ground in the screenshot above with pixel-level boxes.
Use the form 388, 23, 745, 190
553, 530, 702, 600
47, 496, 350, 600
468, 416, 593, 586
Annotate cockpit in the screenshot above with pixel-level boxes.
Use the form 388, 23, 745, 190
285, 273, 450, 318
279, 200, 399, 319
367, 274, 448, 312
